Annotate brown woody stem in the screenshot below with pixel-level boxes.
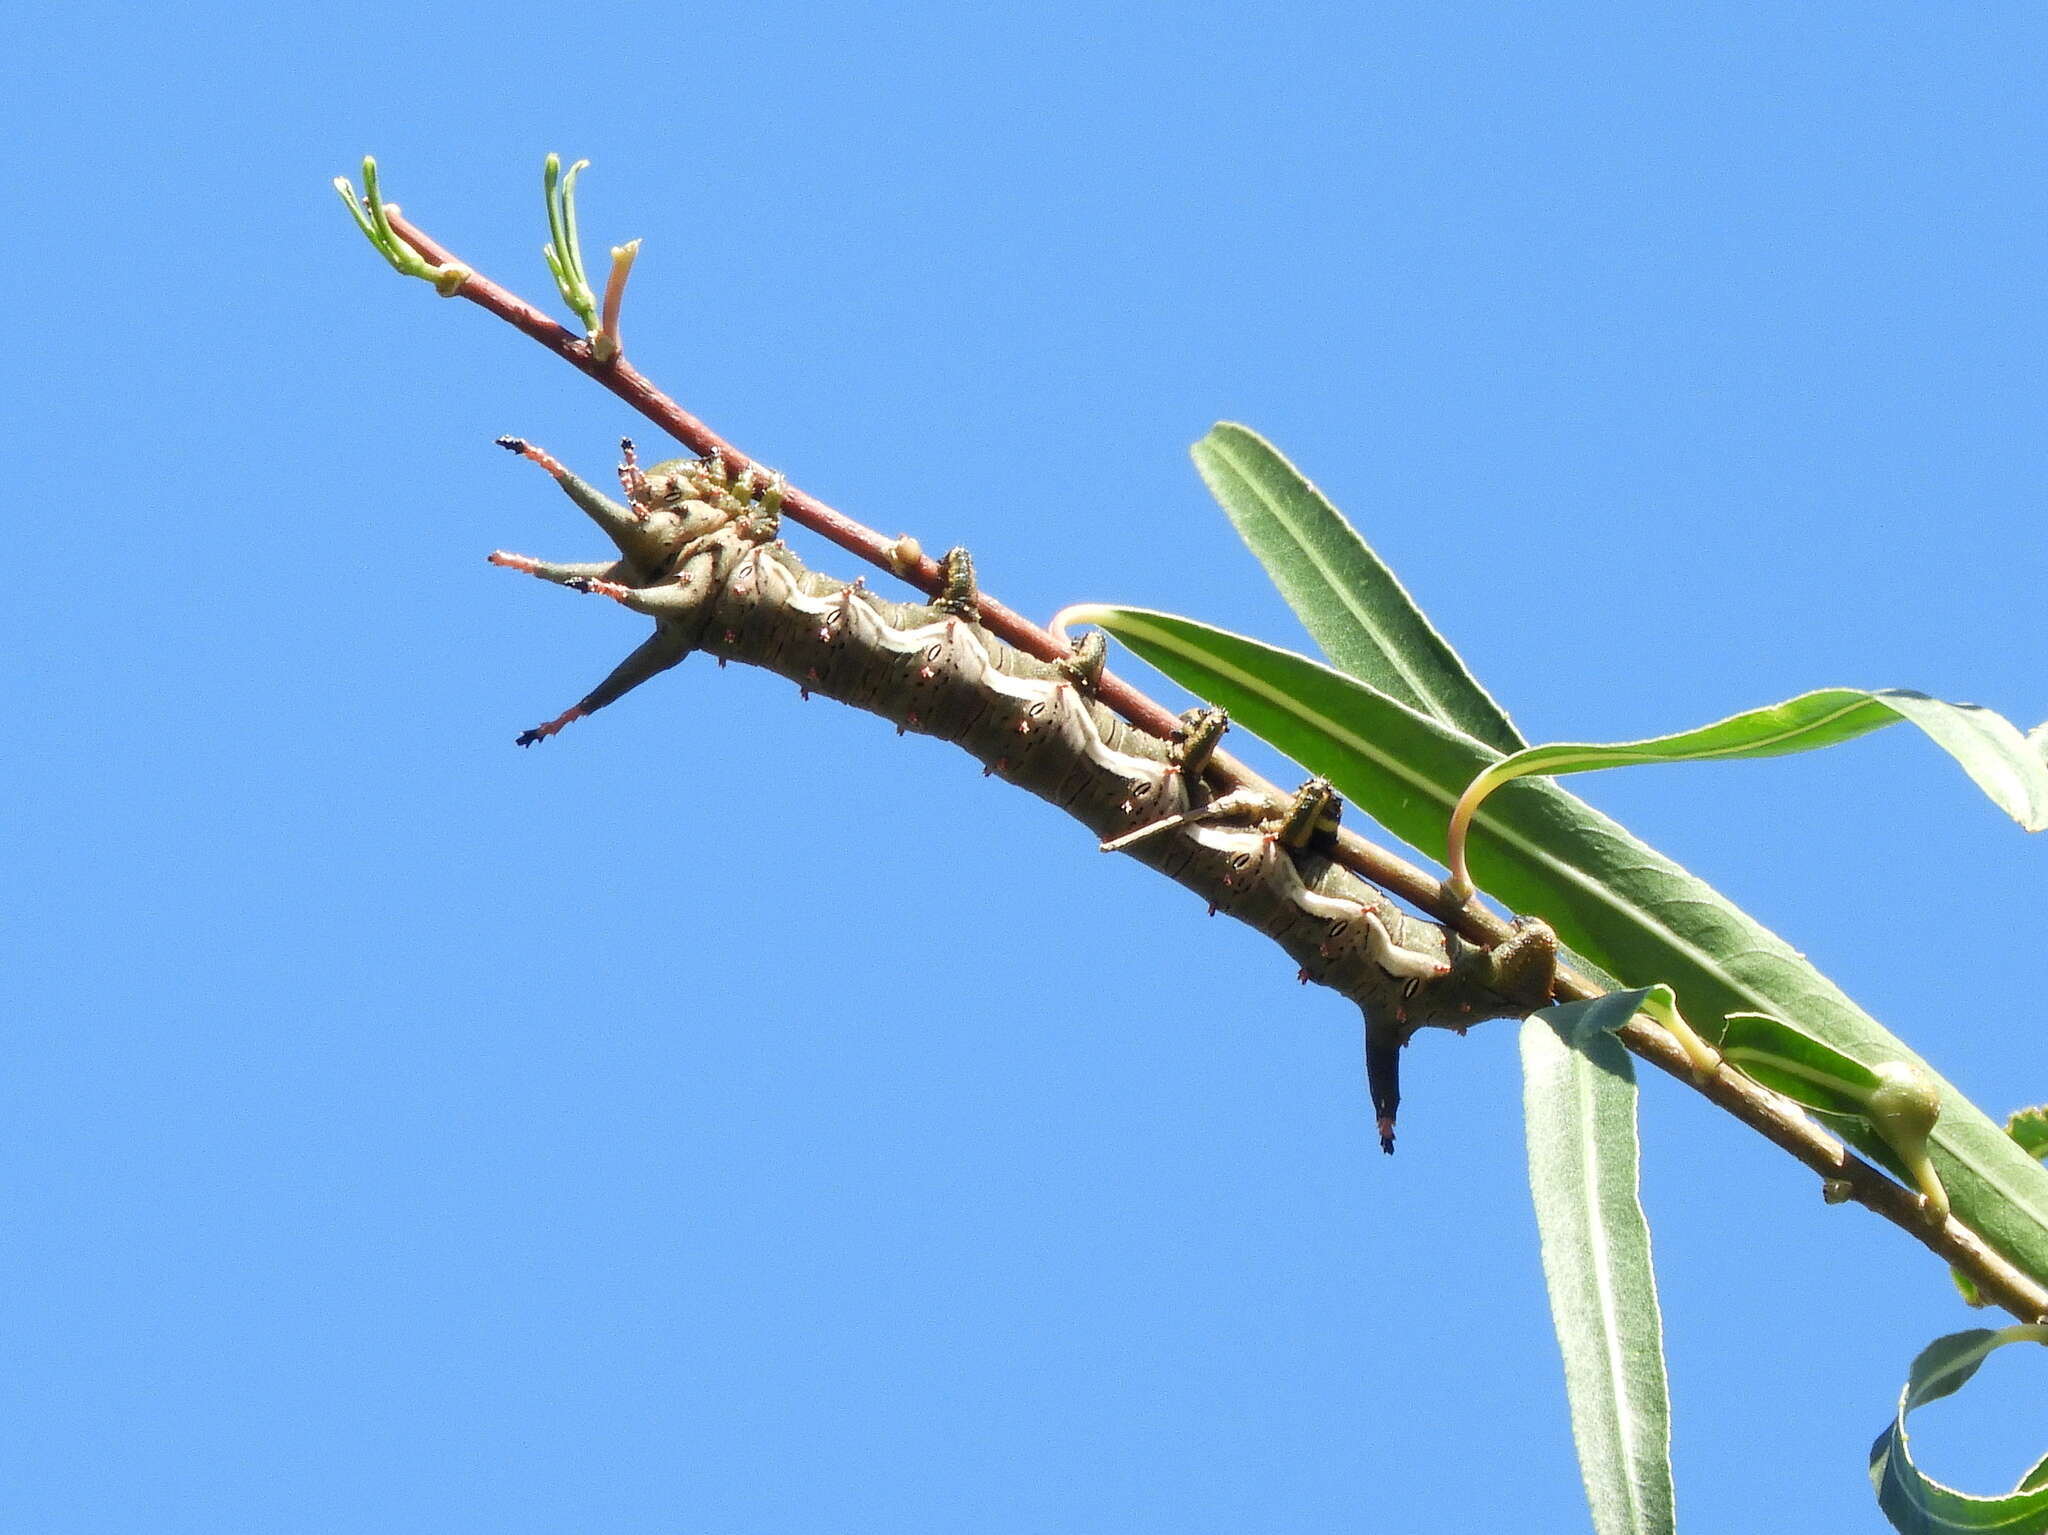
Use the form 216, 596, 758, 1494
382, 208, 2048, 1326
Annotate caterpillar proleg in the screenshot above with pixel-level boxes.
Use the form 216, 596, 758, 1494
493, 442, 1559, 1151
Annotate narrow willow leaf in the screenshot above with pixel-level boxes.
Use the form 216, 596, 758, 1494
1523, 990, 1677, 1535
1868, 1326, 2048, 1533
1190, 423, 1525, 753
1445, 689, 2047, 892
1059, 604, 2048, 1284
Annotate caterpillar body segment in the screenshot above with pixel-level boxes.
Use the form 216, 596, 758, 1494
494, 445, 1559, 1147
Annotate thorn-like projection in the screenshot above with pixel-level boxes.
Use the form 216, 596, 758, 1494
931, 547, 980, 620
564, 575, 633, 602
1365, 1028, 1402, 1154
617, 437, 652, 515
498, 435, 674, 575
1055, 631, 1106, 693
488, 551, 624, 589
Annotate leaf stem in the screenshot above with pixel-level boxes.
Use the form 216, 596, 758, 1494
1638, 989, 1724, 1082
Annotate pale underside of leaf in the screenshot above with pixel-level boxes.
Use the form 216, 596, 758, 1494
1524, 993, 1677, 1535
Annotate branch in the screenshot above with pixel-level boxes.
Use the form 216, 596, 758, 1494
376, 210, 2048, 1326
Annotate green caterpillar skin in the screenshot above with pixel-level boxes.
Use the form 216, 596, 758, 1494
494, 446, 1559, 1150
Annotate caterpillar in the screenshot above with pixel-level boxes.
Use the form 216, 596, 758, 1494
488, 439, 1560, 1151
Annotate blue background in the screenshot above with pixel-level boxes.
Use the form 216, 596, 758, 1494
8, 3, 2045, 1529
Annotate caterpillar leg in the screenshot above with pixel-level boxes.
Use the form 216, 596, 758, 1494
1054, 631, 1106, 692
931, 547, 979, 620
1270, 778, 1339, 850
1169, 708, 1228, 781
515, 625, 689, 746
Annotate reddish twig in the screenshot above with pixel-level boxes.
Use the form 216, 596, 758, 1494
379, 209, 2048, 1324
385, 209, 1486, 929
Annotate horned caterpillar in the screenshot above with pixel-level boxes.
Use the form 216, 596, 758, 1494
489, 439, 1559, 1150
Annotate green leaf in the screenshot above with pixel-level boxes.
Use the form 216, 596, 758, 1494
1445, 689, 2046, 892
332, 157, 469, 296
1190, 424, 1525, 753
541, 152, 601, 334
1955, 1109, 2048, 1304
1869, 1325, 2048, 1533
1719, 1013, 1948, 1218
1718, 1011, 1883, 1121
1522, 990, 1677, 1535
1058, 603, 2048, 1285
2010, 1107, 2048, 1164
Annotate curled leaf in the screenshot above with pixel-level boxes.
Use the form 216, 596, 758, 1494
1869, 1326, 2048, 1532
1445, 689, 2047, 900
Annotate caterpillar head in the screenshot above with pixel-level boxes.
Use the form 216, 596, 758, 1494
624, 451, 785, 564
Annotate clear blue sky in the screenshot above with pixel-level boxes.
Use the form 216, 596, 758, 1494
9, 3, 2045, 1530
